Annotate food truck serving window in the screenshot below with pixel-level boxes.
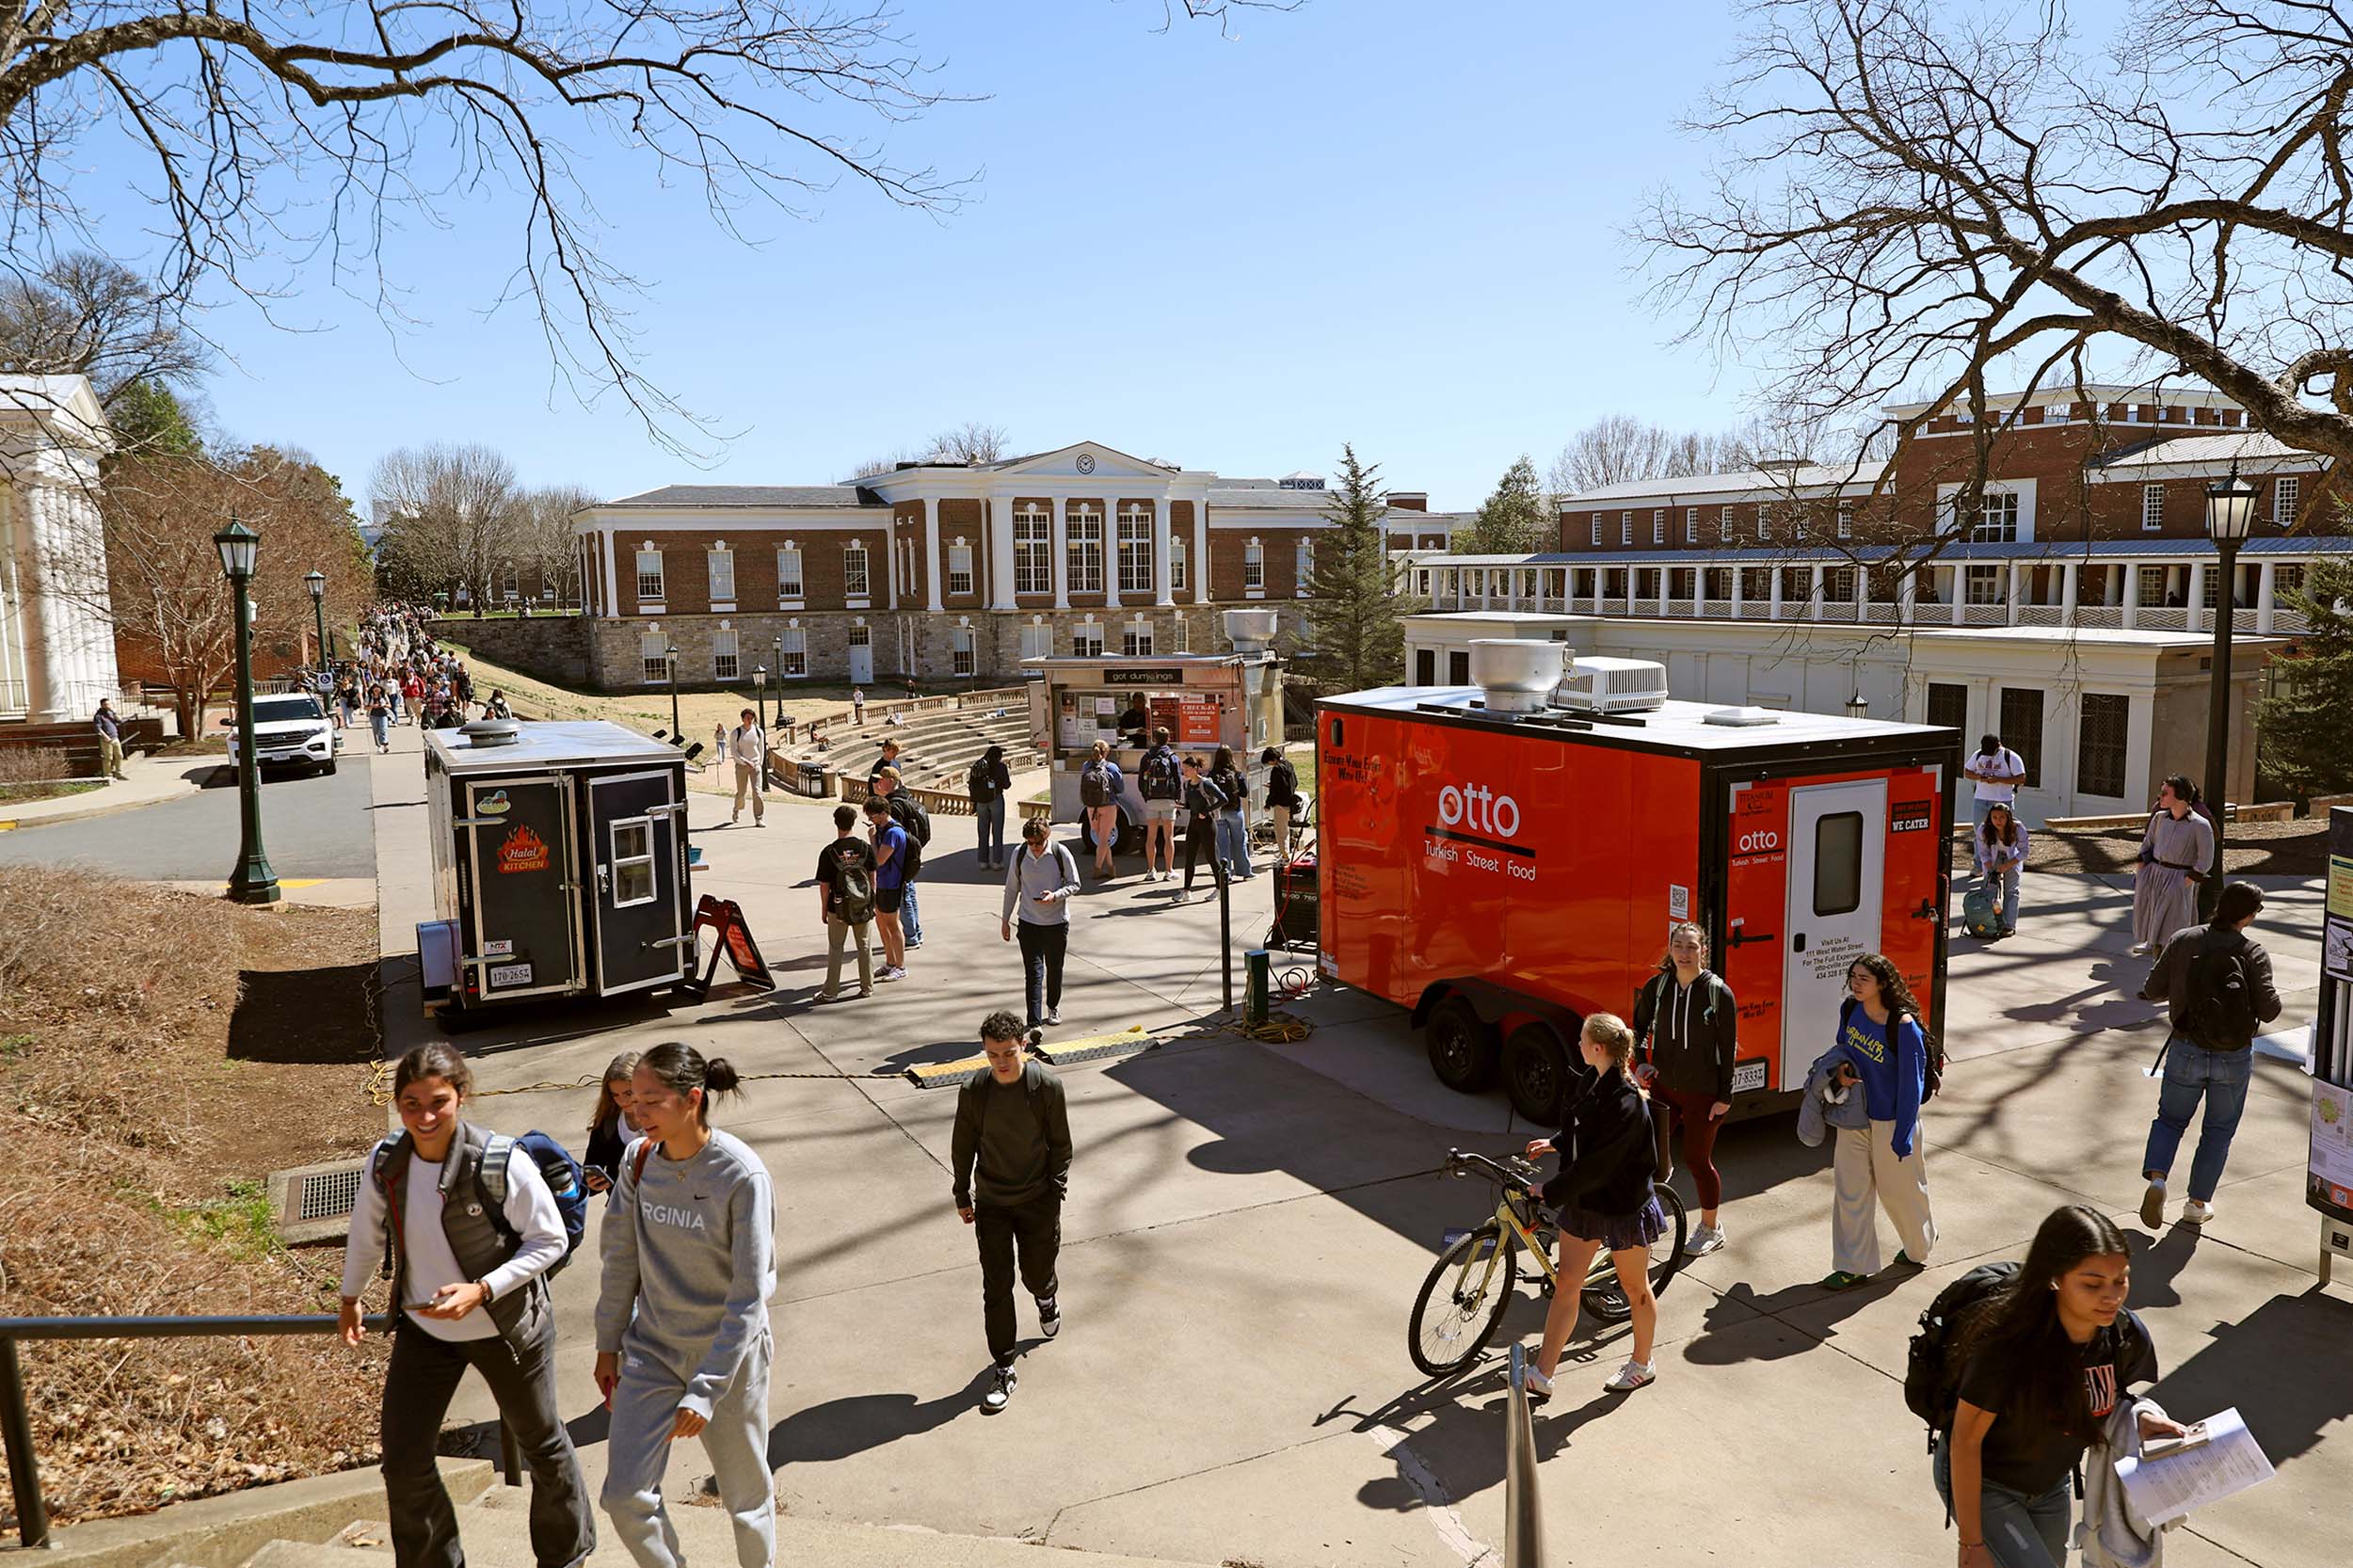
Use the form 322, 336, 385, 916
612, 819, 657, 905
1813, 811, 1865, 918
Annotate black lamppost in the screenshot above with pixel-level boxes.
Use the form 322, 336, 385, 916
771, 633, 783, 690
665, 641, 681, 744
2200, 465, 2259, 920
216, 519, 280, 906
305, 569, 328, 674
751, 665, 768, 786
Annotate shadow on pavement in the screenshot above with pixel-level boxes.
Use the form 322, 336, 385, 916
2152, 1284, 2353, 1469
1684, 1270, 1907, 1365
228, 960, 379, 1063
765, 1372, 994, 1466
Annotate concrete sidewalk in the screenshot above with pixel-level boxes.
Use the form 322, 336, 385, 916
379, 786, 2344, 1568
0, 744, 211, 830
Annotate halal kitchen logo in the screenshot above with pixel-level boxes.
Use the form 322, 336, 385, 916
497, 824, 552, 875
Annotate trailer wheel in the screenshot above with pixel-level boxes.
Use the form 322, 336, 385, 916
1425, 998, 1498, 1093
1502, 1024, 1573, 1126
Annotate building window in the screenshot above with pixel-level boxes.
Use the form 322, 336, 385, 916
1170, 617, 1190, 652
1960, 492, 2021, 541
2138, 564, 2169, 605
1620, 510, 1633, 545
1685, 507, 1699, 544
2201, 565, 2221, 607
1123, 617, 1154, 657
1756, 508, 1770, 542
2276, 563, 2306, 599
1170, 534, 1188, 592
2141, 483, 2166, 532
1072, 623, 1105, 658
707, 548, 734, 604
501, 564, 520, 600
1014, 506, 1052, 595
1828, 567, 1855, 601
1836, 504, 1853, 539
1117, 506, 1153, 592
1720, 507, 1734, 544
1243, 538, 1264, 590
779, 626, 808, 679
1068, 507, 1104, 593
1018, 621, 1051, 661
2076, 693, 2129, 798
712, 629, 739, 681
1997, 687, 2043, 787
776, 544, 803, 600
1652, 509, 1666, 545
2275, 475, 2300, 528
848, 622, 871, 649
843, 542, 871, 599
640, 632, 669, 684
951, 626, 976, 677
1966, 565, 2005, 604
1295, 536, 1315, 592
1926, 682, 1967, 732
1591, 513, 1604, 546
948, 542, 974, 597
634, 549, 664, 601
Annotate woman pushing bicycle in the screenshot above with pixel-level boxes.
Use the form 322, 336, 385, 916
1523, 1013, 1664, 1399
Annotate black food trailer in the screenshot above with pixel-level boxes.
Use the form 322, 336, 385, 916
417, 720, 693, 1015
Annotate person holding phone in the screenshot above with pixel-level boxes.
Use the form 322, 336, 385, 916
1817, 954, 1938, 1289
1003, 816, 1082, 1030
583, 1050, 644, 1196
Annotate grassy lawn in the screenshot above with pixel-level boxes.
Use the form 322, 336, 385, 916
438, 638, 873, 740
0, 779, 102, 804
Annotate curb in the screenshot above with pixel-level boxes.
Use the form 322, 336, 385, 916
30, 1458, 493, 1568
0, 768, 213, 832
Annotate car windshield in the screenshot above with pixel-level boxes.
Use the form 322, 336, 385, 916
252, 696, 324, 724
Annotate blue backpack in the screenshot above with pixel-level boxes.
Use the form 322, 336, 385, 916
480, 1130, 590, 1274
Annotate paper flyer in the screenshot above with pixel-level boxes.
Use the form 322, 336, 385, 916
2113, 1407, 2275, 1527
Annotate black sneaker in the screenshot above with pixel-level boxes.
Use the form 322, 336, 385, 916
982, 1364, 1016, 1414
1037, 1295, 1060, 1338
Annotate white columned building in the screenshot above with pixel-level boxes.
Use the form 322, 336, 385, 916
1, 376, 120, 723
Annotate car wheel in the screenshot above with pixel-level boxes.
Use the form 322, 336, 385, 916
1503, 1024, 1575, 1127
1425, 997, 1499, 1093
321, 758, 337, 776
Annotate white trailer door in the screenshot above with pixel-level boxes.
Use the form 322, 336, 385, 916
1782, 777, 1888, 1086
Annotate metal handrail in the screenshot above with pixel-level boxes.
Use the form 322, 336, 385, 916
1505, 1344, 1545, 1566
0, 1312, 520, 1550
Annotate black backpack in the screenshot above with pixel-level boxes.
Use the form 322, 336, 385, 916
1902, 1262, 2016, 1443
1835, 996, 1948, 1103
890, 792, 933, 846
1141, 747, 1181, 801
2177, 931, 2260, 1048
1080, 760, 1114, 808
830, 839, 876, 923
968, 761, 1001, 805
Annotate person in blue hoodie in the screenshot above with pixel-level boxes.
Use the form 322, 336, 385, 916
1816, 952, 1938, 1289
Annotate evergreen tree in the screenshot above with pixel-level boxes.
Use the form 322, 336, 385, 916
1464, 453, 1548, 554
1298, 444, 1419, 693
107, 378, 202, 456
2256, 553, 2353, 797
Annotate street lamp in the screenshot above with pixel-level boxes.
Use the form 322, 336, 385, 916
751, 665, 768, 787
1845, 687, 1869, 720
665, 641, 681, 744
2200, 464, 2260, 919
215, 518, 280, 906
305, 569, 328, 674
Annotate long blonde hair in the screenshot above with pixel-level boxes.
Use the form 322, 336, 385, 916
589, 1049, 642, 1135
1584, 1011, 1637, 1081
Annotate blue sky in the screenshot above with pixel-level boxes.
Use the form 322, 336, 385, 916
176, 1, 1770, 511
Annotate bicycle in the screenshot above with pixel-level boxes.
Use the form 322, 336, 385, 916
1406, 1148, 1688, 1378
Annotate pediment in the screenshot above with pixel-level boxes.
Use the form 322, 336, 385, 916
994, 441, 1175, 482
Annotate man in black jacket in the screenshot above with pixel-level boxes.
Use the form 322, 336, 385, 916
952, 1010, 1072, 1415
2137, 881, 2281, 1229
1260, 745, 1301, 857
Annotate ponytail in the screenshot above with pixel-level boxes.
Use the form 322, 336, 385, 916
639, 1042, 744, 1127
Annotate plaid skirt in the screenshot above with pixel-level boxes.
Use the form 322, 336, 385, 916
1558, 1192, 1666, 1253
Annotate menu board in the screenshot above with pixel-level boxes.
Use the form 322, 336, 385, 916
1148, 696, 1182, 741
2311, 1080, 2353, 1213
1177, 696, 1222, 744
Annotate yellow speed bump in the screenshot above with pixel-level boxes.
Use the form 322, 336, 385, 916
903, 1024, 1153, 1087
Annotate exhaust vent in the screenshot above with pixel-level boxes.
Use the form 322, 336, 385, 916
1704, 706, 1781, 727
1554, 657, 1668, 714
460, 719, 521, 747
1467, 639, 1568, 714
1223, 608, 1280, 653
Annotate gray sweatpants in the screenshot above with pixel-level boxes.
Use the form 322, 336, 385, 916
600, 1330, 774, 1568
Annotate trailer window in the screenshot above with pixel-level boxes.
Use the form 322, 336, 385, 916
611, 819, 657, 906
1812, 811, 1864, 917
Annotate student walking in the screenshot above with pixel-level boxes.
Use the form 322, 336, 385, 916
1174, 755, 1229, 905
1631, 922, 1737, 1256
816, 804, 876, 1000
1523, 1014, 1664, 1399
2131, 776, 2215, 955
1208, 744, 1253, 882
584, 1050, 645, 1195
367, 683, 392, 753
1962, 733, 2026, 839
92, 699, 129, 780
952, 1010, 1073, 1415
1815, 953, 1937, 1288
1003, 818, 1081, 1029
595, 1045, 776, 1568
338, 1045, 594, 1568
2137, 881, 2281, 1228
1138, 727, 1182, 882
1973, 804, 2030, 938
1260, 745, 1301, 857
864, 796, 910, 981
969, 744, 1013, 870
1935, 1206, 2183, 1568
728, 709, 766, 827
1077, 739, 1126, 881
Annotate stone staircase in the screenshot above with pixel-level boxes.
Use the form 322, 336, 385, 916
795, 707, 1038, 793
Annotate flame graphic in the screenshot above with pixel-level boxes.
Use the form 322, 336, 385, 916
498, 824, 551, 872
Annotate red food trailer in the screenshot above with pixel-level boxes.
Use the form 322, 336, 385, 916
1315, 643, 1961, 1124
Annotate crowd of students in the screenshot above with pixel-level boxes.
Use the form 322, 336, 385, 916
327, 603, 512, 752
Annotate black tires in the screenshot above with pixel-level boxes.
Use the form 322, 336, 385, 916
1408, 1223, 1519, 1377
1579, 1182, 1689, 1322
1425, 998, 1499, 1093
1502, 1024, 1576, 1126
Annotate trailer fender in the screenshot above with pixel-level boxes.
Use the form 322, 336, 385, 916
1414, 978, 1589, 1044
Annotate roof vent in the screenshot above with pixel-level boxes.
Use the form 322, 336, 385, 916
1468, 639, 1569, 714
1703, 705, 1781, 728
1554, 657, 1668, 714
459, 719, 522, 747
1223, 608, 1280, 654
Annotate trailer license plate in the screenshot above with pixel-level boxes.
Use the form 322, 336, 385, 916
1731, 1059, 1769, 1094
488, 962, 534, 988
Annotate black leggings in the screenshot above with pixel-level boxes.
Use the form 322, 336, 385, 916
1181, 818, 1224, 889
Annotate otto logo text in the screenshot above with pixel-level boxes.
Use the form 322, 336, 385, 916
1437, 782, 1520, 840
1736, 829, 1781, 854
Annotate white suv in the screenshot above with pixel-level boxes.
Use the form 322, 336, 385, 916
223, 693, 340, 776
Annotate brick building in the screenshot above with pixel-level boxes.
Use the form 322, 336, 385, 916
570, 442, 1467, 688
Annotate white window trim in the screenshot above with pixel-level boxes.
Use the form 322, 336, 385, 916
1242, 536, 1265, 598
1295, 536, 1315, 597
1591, 514, 1603, 546
634, 547, 665, 607
1014, 506, 1053, 596
2141, 483, 2166, 533
610, 818, 659, 908
776, 542, 805, 606
1651, 509, 1665, 545
779, 624, 808, 679
2275, 475, 2300, 527
1620, 510, 1633, 545
1684, 507, 1699, 544
842, 541, 872, 604
707, 544, 735, 609
712, 628, 740, 682
947, 538, 975, 598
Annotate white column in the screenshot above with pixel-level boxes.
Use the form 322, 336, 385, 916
2059, 562, 2078, 626
601, 528, 619, 619
1768, 568, 1785, 621
2256, 560, 2278, 632
1692, 567, 1707, 619
922, 496, 943, 614
990, 491, 1016, 609
2121, 558, 2141, 629
1729, 565, 1745, 620
27, 486, 77, 719
1657, 567, 1673, 616
1897, 566, 1916, 625
2006, 562, 2026, 626
1853, 563, 1868, 619
1155, 498, 1175, 607
1192, 490, 1209, 606
1950, 567, 1967, 627
2186, 559, 2206, 632
1807, 563, 1825, 619
1051, 494, 1071, 611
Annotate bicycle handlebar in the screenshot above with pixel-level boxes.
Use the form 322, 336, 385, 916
1445, 1148, 1541, 1189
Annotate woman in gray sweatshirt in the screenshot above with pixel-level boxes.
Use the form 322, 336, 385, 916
595, 1044, 776, 1568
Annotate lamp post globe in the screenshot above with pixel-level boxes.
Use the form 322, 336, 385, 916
212, 518, 280, 906
2197, 466, 2260, 919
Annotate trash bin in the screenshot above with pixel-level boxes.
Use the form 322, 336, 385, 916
800, 761, 831, 798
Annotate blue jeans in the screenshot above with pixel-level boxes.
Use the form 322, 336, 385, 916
976, 796, 1006, 866
370, 712, 390, 749
1932, 1440, 2068, 1568
1215, 810, 1253, 880
1977, 860, 2021, 930
901, 881, 923, 945
2141, 1036, 2255, 1202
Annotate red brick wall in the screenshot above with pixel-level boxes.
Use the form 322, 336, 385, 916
1208, 526, 1318, 600
616, 527, 894, 615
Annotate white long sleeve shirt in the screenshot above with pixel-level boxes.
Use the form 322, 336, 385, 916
341, 1140, 566, 1342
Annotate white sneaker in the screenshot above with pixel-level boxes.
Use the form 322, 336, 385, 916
1044, 1007, 1062, 1025
2181, 1199, 2214, 1224
1603, 1360, 1656, 1393
1522, 1363, 1553, 1406
982, 1364, 1016, 1414
1684, 1224, 1725, 1256
1174, 889, 1191, 904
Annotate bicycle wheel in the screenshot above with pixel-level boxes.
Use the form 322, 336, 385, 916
1408, 1223, 1520, 1377
1580, 1183, 1689, 1323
